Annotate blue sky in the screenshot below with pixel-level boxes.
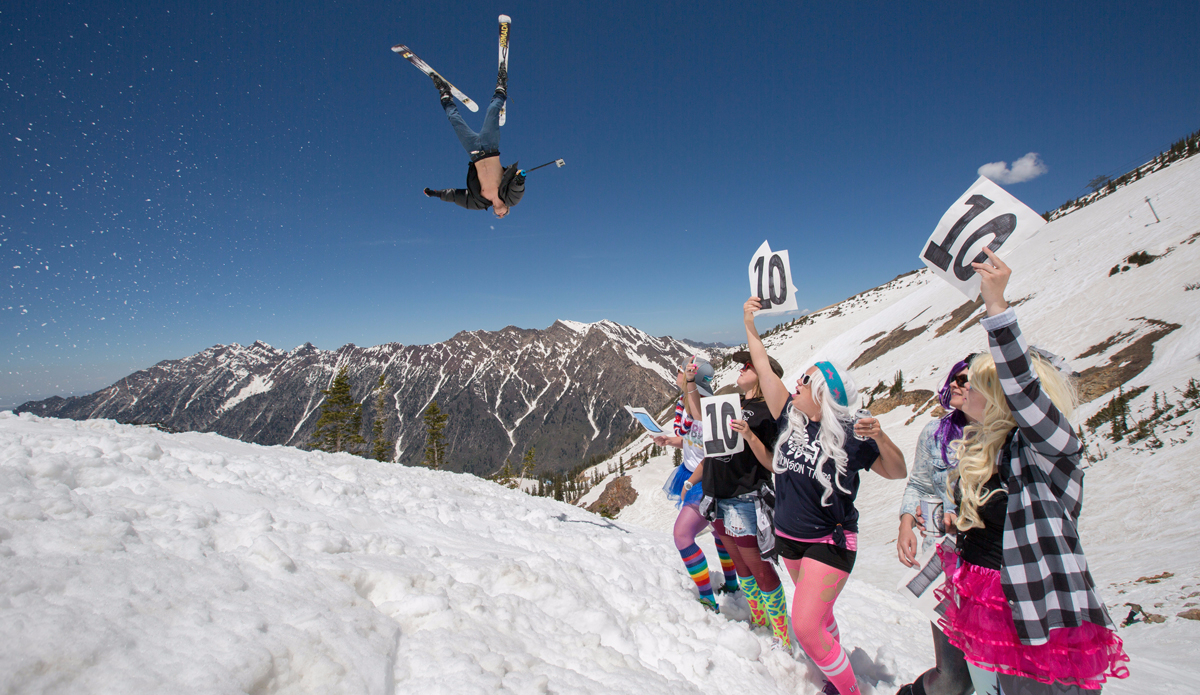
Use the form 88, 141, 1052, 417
3, 0, 1198, 406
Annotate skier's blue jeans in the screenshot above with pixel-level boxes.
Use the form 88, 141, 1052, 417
444, 95, 505, 162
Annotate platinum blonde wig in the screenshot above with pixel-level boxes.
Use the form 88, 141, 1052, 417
949, 352, 1078, 531
772, 360, 859, 507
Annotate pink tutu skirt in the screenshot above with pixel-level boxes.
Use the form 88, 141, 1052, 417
935, 548, 1130, 690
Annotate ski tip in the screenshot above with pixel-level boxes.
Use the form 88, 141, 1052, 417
390, 44, 408, 53
499, 15, 511, 23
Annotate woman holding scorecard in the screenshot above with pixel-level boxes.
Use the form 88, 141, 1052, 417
699, 344, 792, 649
652, 357, 738, 611
740, 296, 906, 695
936, 249, 1128, 693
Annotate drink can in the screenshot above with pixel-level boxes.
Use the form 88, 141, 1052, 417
920, 496, 946, 536
853, 408, 873, 441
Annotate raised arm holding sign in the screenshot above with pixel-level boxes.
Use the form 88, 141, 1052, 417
919, 176, 1046, 298
748, 241, 799, 315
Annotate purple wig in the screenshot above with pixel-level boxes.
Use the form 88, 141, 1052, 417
934, 357, 974, 466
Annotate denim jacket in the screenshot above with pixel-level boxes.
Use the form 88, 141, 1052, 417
899, 419, 960, 521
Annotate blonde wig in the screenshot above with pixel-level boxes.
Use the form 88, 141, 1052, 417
949, 352, 1078, 531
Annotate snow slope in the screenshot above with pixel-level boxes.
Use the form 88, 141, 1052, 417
2, 411, 931, 694
584, 155, 1200, 693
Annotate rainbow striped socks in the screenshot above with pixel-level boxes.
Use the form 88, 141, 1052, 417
679, 543, 716, 607
713, 536, 738, 593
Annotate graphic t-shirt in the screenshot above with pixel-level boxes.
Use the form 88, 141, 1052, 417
680, 417, 706, 472
702, 397, 778, 499
773, 406, 880, 537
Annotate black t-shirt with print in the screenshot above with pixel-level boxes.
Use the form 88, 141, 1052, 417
702, 397, 778, 499
773, 407, 880, 538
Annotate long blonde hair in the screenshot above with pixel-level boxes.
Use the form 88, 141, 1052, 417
949, 352, 1077, 531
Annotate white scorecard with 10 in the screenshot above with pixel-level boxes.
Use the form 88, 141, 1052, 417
748, 240, 799, 316
700, 394, 744, 457
919, 176, 1046, 299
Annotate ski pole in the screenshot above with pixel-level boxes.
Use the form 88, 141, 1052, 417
519, 158, 565, 176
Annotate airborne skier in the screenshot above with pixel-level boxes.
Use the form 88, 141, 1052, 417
414, 15, 525, 218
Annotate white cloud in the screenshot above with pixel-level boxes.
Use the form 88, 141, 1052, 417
977, 152, 1048, 184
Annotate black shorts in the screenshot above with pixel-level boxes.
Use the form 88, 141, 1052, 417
775, 536, 857, 574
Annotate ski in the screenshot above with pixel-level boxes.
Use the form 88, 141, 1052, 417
498, 15, 510, 126
391, 44, 479, 112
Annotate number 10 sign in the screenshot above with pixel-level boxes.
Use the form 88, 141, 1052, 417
919, 176, 1046, 299
700, 394, 744, 456
748, 240, 799, 316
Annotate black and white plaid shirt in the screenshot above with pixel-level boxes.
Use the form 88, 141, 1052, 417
982, 308, 1115, 645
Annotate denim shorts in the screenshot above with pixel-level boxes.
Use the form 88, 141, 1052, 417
716, 495, 757, 537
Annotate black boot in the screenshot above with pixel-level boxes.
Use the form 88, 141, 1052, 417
423, 187, 441, 198
431, 75, 452, 107
494, 64, 507, 99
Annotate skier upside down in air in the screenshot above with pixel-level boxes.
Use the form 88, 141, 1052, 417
422, 61, 525, 218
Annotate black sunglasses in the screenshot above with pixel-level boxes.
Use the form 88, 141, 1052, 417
952, 374, 969, 388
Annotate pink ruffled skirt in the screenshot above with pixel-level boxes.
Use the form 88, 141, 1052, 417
935, 548, 1130, 690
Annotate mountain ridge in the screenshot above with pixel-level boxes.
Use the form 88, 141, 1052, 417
17, 319, 710, 476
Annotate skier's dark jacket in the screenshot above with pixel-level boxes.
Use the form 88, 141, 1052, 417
432, 157, 525, 210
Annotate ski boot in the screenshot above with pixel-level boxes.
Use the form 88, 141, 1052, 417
495, 64, 507, 99
698, 596, 719, 613
431, 74, 452, 107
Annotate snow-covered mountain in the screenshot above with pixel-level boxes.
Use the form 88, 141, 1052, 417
579, 153, 1200, 693
16, 320, 708, 476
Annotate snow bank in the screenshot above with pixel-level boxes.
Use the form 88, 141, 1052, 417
1, 411, 919, 694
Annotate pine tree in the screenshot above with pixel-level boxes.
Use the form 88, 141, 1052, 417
496, 458, 517, 488
673, 446, 682, 466
309, 367, 365, 454
1110, 387, 1127, 442
521, 446, 537, 481
370, 375, 395, 462
422, 401, 449, 469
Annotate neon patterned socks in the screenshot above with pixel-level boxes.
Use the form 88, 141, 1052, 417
713, 536, 739, 593
737, 573, 768, 628
679, 543, 716, 607
761, 583, 792, 649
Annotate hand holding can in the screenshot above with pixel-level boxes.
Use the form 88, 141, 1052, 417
853, 408, 874, 441
920, 496, 946, 536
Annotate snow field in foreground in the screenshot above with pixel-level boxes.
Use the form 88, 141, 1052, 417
2, 411, 924, 694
